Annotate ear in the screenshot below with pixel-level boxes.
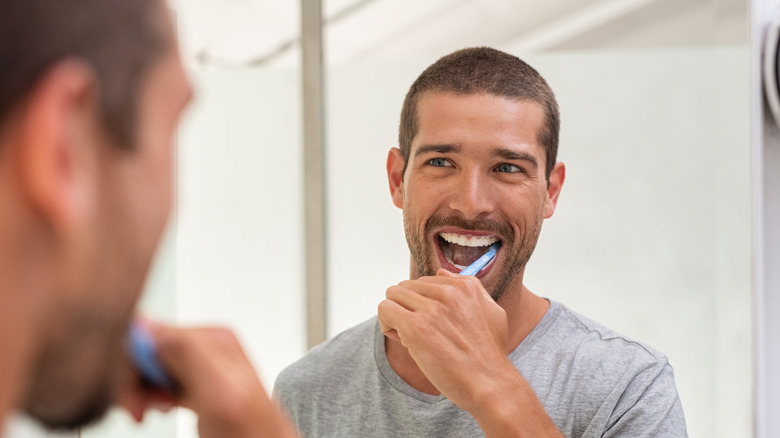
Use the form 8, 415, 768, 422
386, 147, 405, 209
17, 60, 99, 231
543, 162, 565, 219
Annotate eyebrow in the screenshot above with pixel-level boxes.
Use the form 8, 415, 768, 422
492, 147, 539, 170
413, 144, 462, 157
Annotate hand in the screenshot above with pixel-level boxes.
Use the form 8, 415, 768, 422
119, 323, 297, 438
377, 269, 512, 412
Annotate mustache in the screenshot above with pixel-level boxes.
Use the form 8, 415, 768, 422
424, 214, 514, 241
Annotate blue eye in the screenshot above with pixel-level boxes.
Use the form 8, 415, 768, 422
427, 158, 451, 167
495, 163, 522, 173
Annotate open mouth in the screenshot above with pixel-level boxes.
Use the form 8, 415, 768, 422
436, 231, 500, 274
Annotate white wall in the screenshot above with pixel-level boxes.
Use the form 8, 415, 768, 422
172, 67, 306, 438
325, 47, 751, 437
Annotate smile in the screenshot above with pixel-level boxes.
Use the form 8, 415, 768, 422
436, 231, 501, 274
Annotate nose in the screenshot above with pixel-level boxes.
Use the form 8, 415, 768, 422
447, 169, 494, 220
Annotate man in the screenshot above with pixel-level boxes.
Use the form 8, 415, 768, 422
274, 47, 687, 437
0, 0, 296, 436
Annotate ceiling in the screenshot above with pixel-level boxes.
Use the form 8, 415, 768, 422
169, 0, 747, 67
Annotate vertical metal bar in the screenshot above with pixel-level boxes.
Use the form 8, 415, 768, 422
753, 0, 780, 436
301, 0, 327, 349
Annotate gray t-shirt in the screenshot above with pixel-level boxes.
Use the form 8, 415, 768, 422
274, 300, 687, 437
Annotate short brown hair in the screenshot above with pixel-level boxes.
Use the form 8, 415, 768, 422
398, 47, 560, 179
0, 0, 170, 147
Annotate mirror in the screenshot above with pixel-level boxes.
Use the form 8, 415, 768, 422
64, 1, 750, 437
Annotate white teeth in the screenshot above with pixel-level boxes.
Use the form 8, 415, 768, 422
439, 232, 498, 247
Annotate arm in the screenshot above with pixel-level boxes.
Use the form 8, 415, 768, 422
378, 270, 562, 438
120, 324, 298, 438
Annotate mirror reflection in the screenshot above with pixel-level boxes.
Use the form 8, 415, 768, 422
43, 0, 749, 437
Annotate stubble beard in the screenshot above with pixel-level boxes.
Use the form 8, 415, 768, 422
23, 201, 147, 430
403, 208, 545, 302
22, 312, 122, 430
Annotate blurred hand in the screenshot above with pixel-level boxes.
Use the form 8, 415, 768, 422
119, 323, 297, 438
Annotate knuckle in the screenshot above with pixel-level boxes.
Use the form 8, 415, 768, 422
397, 279, 413, 288
153, 328, 187, 357
466, 276, 482, 289
207, 327, 241, 350
385, 285, 401, 300
411, 317, 436, 340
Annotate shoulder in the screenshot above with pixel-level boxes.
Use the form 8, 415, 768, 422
544, 301, 669, 369
274, 317, 377, 396
528, 302, 686, 435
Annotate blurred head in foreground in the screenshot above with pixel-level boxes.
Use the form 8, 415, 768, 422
0, 0, 191, 429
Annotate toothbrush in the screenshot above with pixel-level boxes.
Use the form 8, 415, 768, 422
128, 321, 177, 393
459, 242, 501, 276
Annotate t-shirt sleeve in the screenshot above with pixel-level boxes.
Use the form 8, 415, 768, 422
602, 359, 688, 437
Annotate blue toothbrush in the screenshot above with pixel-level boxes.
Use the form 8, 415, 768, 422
459, 242, 501, 276
128, 322, 177, 393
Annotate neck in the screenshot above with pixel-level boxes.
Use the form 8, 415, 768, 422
500, 280, 550, 351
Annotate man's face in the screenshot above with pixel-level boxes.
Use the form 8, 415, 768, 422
21, 26, 192, 429
390, 92, 559, 302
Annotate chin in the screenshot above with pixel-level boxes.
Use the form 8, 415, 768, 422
29, 396, 111, 431
22, 313, 127, 431
24, 376, 113, 431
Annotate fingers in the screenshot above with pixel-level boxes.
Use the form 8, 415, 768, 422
117, 383, 175, 423
394, 273, 484, 302
381, 273, 488, 333
436, 268, 459, 278
122, 321, 298, 438
385, 284, 431, 311
149, 326, 274, 435
118, 327, 178, 422
377, 299, 408, 343
150, 326, 253, 408
436, 270, 496, 303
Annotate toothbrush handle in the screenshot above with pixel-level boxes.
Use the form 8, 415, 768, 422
128, 321, 178, 393
459, 242, 500, 276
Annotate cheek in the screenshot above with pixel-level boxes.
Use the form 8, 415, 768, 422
148, 163, 173, 241
402, 193, 429, 235
403, 181, 437, 215
125, 149, 174, 258
503, 192, 546, 227
147, 135, 175, 228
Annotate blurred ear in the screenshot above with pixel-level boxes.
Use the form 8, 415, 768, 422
16, 60, 99, 231
386, 147, 405, 209
543, 162, 565, 219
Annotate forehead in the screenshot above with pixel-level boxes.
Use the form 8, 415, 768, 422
413, 92, 546, 157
